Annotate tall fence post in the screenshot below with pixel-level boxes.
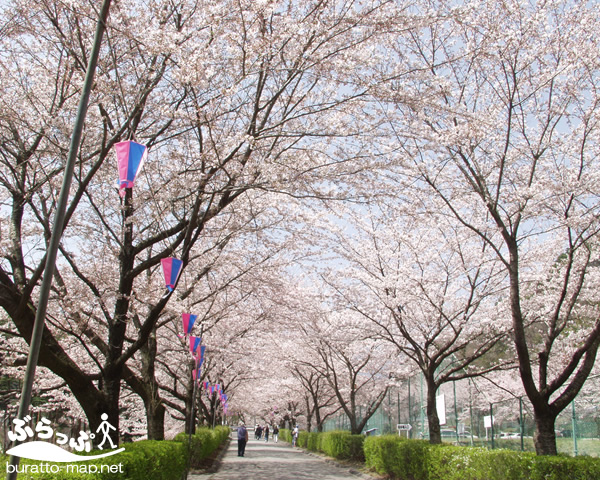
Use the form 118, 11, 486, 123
420, 372, 425, 439
490, 403, 495, 450
398, 390, 401, 434
468, 379, 474, 446
572, 401, 578, 456
454, 381, 459, 444
388, 389, 392, 433
519, 397, 524, 452
407, 377, 411, 438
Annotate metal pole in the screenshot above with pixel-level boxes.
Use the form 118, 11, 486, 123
407, 377, 411, 438
184, 370, 200, 480
7, 2, 112, 479
397, 390, 401, 423
420, 372, 424, 438
388, 389, 392, 433
519, 397, 524, 452
453, 381, 459, 444
572, 401, 578, 456
469, 395, 474, 446
490, 403, 495, 450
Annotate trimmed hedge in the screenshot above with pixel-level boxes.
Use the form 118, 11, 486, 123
280, 428, 364, 462
427, 444, 532, 480
280, 428, 292, 443
306, 431, 322, 452
364, 435, 430, 480
363, 435, 600, 480
320, 431, 365, 462
2, 439, 186, 480
175, 425, 231, 469
2, 427, 230, 480
104, 440, 186, 480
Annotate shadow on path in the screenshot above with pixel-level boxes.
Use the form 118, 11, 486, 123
189, 435, 374, 480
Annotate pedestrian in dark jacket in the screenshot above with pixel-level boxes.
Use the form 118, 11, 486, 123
237, 422, 248, 457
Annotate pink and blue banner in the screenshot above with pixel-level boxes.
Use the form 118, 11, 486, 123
182, 313, 197, 336
161, 257, 183, 291
189, 335, 202, 355
115, 140, 147, 194
195, 345, 206, 366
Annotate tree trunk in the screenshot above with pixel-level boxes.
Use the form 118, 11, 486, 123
146, 399, 166, 440
315, 407, 323, 432
184, 379, 195, 434
102, 370, 122, 446
304, 395, 313, 432
100, 188, 134, 445
426, 376, 441, 444
534, 409, 558, 456
139, 328, 165, 440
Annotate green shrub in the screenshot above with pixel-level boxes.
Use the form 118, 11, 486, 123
363, 436, 600, 480
2, 440, 186, 480
529, 455, 600, 480
306, 432, 321, 452
345, 434, 366, 462
112, 440, 186, 480
427, 446, 600, 480
320, 431, 364, 461
280, 428, 292, 443
297, 430, 309, 448
174, 426, 231, 468
427, 445, 525, 480
364, 435, 430, 480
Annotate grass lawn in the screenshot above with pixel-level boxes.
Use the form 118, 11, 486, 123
444, 437, 600, 458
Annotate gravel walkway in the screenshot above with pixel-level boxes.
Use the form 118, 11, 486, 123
189, 435, 376, 480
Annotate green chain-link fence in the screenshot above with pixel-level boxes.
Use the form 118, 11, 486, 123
321, 374, 600, 457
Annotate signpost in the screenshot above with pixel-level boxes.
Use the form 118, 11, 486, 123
397, 424, 412, 438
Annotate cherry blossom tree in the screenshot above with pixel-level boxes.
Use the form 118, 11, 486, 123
290, 363, 340, 433
377, 0, 600, 454
317, 198, 514, 443
0, 0, 409, 440
287, 301, 396, 435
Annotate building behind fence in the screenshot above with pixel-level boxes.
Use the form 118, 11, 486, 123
322, 374, 600, 457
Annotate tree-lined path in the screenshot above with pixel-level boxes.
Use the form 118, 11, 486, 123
190, 435, 373, 480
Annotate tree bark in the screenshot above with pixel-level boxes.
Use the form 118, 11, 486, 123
102, 372, 122, 446
146, 402, 166, 441
533, 409, 559, 456
304, 395, 313, 433
315, 407, 323, 432
140, 336, 165, 440
426, 374, 442, 445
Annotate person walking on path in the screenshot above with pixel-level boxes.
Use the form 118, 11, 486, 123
273, 425, 279, 443
237, 422, 248, 457
292, 425, 299, 447
264, 425, 269, 442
